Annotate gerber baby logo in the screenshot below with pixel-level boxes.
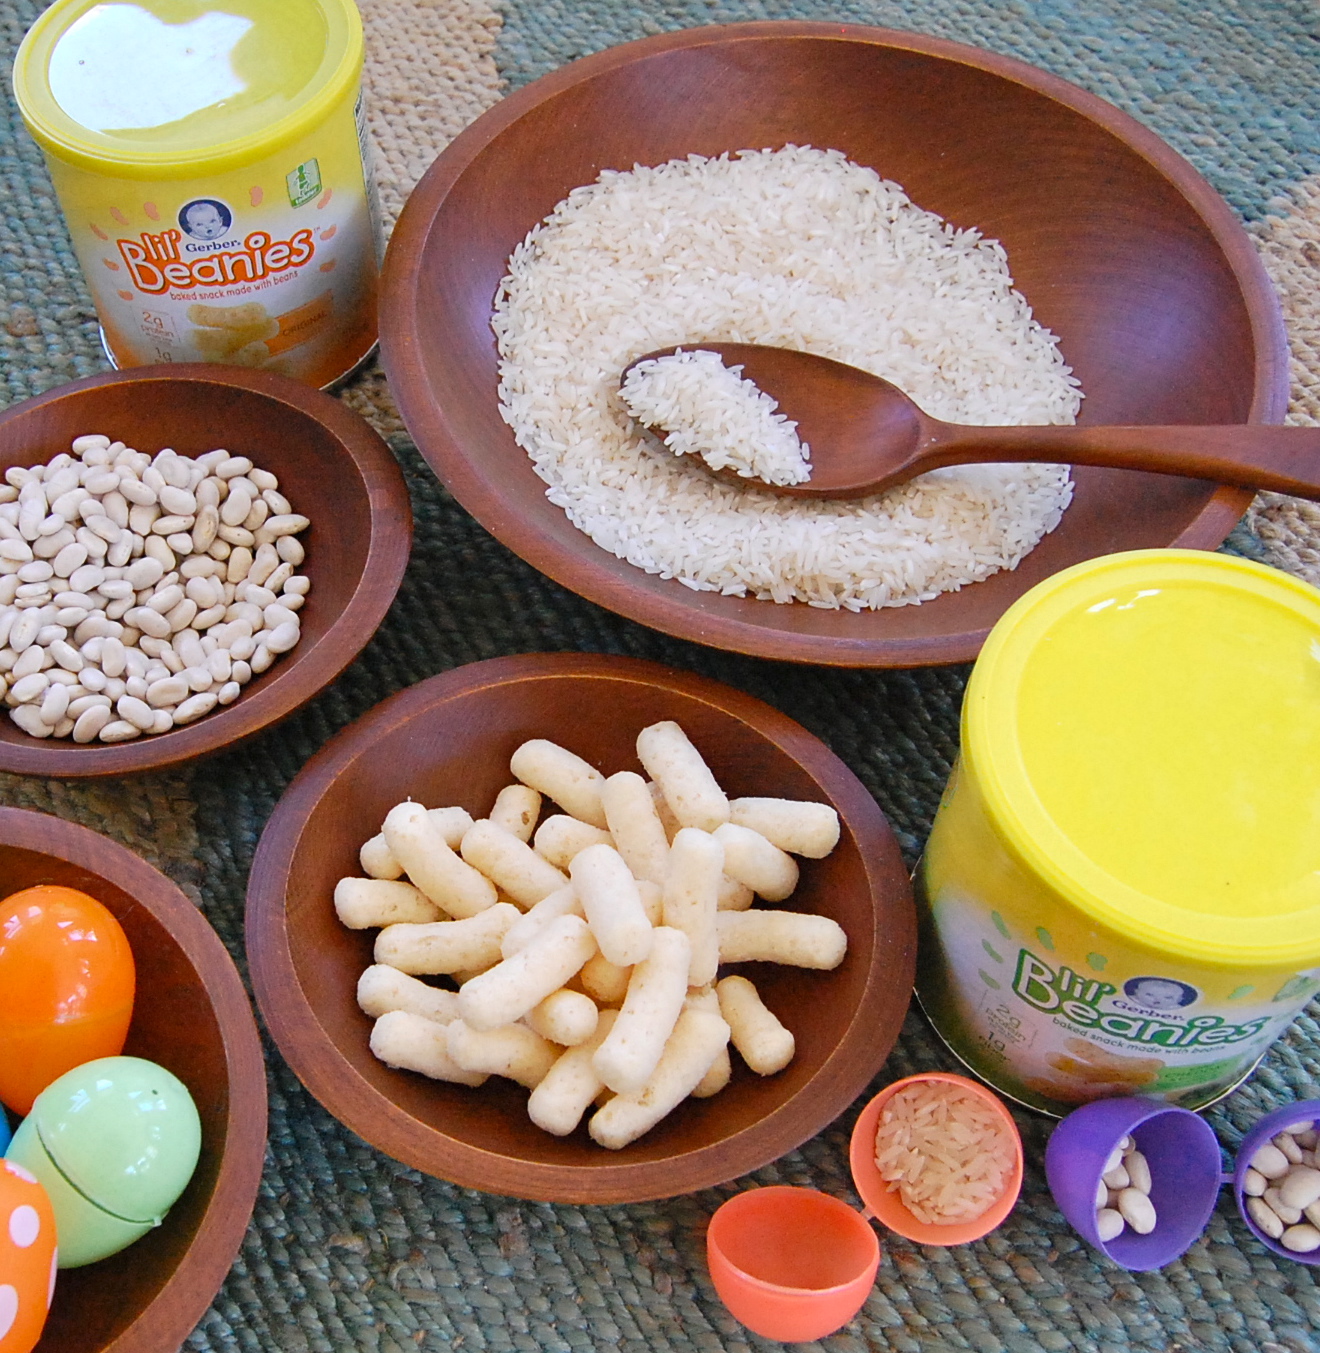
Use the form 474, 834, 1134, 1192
1012, 950, 1268, 1049
116, 227, 315, 295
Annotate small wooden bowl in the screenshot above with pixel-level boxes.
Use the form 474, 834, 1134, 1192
380, 22, 1287, 668
0, 365, 412, 775
0, 808, 268, 1353
245, 652, 915, 1203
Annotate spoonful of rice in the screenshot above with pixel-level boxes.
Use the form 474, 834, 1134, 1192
621, 344, 1320, 501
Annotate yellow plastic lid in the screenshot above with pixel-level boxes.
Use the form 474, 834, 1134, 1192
967, 549, 1320, 967
13, 0, 362, 179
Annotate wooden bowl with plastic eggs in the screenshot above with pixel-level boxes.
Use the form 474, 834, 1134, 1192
0, 806, 265, 1353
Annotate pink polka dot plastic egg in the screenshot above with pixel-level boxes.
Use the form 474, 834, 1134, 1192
0, 1159, 55, 1353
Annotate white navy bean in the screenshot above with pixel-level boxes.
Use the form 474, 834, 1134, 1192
239, 582, 276, 607
1264, 1188, 1302, 1225
1282, 1225, 1320, 1253
264, 603, 300, 630
103, 677, 126, 701
39, 683, 69, 725
1278, 1133, 1305, 1165
1249, 1201, 1287, 1239
265, 561, 295, 593
1252, 1144, 1291, 1180
143, 537, 175, 569
116, 695, 154, 730
147, 584, 184, 614
102, 491, 130, 528
70, 564, 106, 593
1096, 1209, 1124, 1243
76, 529, 108, 559
126, 607, 171, 639
1279, 1167, 1320, 1211
159, 486, 196, 516
180, 666, 212, 693
10, 610, 40, 651
68, 694, 110, 717
250, 642, 274, 673
48, 640, 82, 672
146, 676, 188, 708
173, 690, 217, 724
1116, 1188, 1156, 1235
10, 705, 50, 737
10, 673, 48, 703
78, 666, 107, 693
220, 487, 252, 526
1243, 1168, 1268, 1197
217, 680, 240, 704
1102, 1165, 1130, 1191
124, 676, 148, 701
217, 457, 252, 479
98, 719, 140, 743
17, 561, 52, 583
265, 621, 300, 654
232, 659, 252, 684
276, 535, 304, 565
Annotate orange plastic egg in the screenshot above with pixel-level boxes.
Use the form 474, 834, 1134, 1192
0, 886, 135, 1115
0, 1159, 57, 1353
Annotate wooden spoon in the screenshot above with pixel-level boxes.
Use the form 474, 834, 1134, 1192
625, 344, 1320, 501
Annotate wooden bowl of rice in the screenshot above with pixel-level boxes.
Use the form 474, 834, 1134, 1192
244, 652, 916, 1202
380, 22, 1286, 668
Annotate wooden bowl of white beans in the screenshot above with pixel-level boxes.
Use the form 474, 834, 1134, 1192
244, 652, 916, 1203
0, 365, 411, 775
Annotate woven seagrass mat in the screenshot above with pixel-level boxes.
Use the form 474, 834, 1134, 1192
3, 0, 1320, 1349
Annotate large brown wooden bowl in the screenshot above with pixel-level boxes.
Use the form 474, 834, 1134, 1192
0, 808, 268, 1353
380, 22, 1288, 668
245, 653, 915, 1203
0, 365, 412, 775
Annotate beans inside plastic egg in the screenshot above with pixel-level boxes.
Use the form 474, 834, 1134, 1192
0, 885, 135, 1115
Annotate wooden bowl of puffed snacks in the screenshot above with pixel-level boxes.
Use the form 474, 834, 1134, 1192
0, 365, 411, 775
245, 652, 915, 1203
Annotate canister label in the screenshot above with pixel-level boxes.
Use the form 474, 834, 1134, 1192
917, 878, 1319, 1115
44, 94, 377, 388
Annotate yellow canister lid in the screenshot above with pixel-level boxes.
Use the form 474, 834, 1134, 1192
13, 0, 363, 179
967, 549, 1320, 967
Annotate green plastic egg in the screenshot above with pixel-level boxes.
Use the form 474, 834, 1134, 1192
6, 1055, 201, 1268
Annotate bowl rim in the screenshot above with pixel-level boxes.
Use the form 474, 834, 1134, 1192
0, 805, 268, 1353
0, 363, 412, 777
244, 650, 917, 1203
379, 19, 1287, 669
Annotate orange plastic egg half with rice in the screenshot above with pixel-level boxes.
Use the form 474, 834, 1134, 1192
0, 886, 135, 1115
0, 1159, 57, 1353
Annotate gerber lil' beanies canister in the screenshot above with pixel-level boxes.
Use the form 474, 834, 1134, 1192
13, 0, 380, 387
917, 550, 1320, 1117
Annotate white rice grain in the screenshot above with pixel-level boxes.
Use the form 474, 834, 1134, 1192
874, 1081, 1016, 1225
620, 349, 812, 487
493, 146, 1082, 611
